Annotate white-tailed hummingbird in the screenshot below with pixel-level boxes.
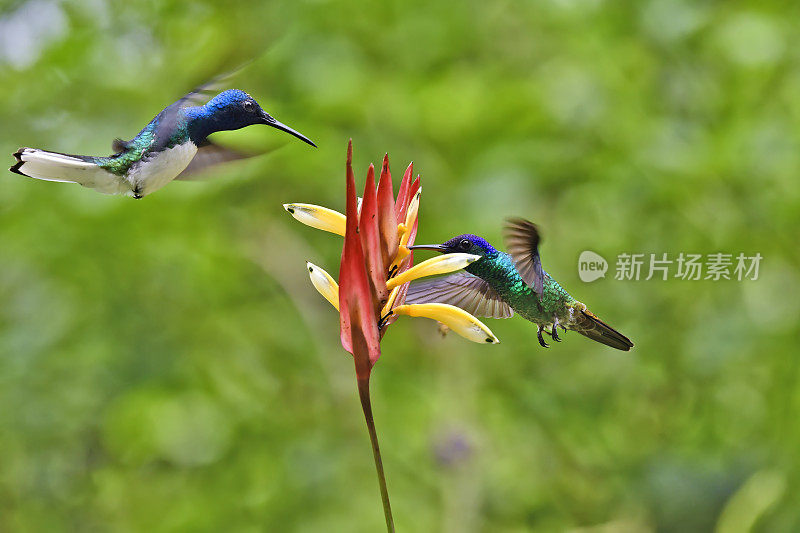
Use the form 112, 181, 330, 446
10, 80, 315, 198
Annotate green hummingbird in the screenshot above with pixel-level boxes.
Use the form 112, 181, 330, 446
406, 218, 634, 351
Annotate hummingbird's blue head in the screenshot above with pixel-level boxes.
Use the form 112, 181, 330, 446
190, 89, 316, 146
409, 234, 499, 259
204, 89, 267, 129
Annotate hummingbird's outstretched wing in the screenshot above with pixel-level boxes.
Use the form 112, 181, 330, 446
111, 66, 244, 155
161, 65, 261, 179
504, 218, 545, 298
174, 63, 251, 110
405, 272, 514, 319
155, 68, 244, 148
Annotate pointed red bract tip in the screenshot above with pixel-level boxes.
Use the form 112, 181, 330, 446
339, 143, 381, 372
380, 155, 392, 185
377, 154, 397, 269
360, 163, 387, 309
395, 162, 415, 221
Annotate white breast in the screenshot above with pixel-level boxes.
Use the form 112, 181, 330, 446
128, 142, 198, 197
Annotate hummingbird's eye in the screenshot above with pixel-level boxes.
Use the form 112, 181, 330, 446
243, 100, 254, 112
459, 239, 471, 250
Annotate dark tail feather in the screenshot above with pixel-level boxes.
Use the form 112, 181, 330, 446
573, 310, 633, 351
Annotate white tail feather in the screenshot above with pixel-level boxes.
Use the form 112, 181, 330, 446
12, 148, 96, 182
11, 147, 126, 194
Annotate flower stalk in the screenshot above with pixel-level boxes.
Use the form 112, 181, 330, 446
357, 376, 394, 532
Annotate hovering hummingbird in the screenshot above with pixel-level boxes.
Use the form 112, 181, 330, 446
406, 218, 634, 351
10, 82, 315, 198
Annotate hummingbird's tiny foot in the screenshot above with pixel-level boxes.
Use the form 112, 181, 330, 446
387, 265, 399, 279
551, 327, 561, 342
537, 327, 549, 348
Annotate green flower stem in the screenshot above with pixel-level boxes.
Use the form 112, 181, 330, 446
357, 376, 395, 532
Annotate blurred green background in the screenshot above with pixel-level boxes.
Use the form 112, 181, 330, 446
1, 0, 799, 531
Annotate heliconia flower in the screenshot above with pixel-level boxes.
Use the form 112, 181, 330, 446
283, 142, 499, 532
284, 144, 498, 352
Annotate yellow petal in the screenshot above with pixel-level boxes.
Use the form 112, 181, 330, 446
388, 188, 422, 274
392, 245, 410, 267
380, 286, 401, 318
306, 261, 339, 311
399, 188, 421, 248
386, 253, 481, 290
283, 203, 346, 236
393, 303, 500, 344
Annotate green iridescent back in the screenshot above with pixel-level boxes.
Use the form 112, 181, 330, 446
467, 252, 576, 322
90, 107, 190, 176
91, 128, 156, 176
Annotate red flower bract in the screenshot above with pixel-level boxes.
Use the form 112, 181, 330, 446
336, 141, 423, 531
338, 140, 420, 379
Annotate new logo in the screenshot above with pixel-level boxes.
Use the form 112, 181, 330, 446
578, 251, 608, 282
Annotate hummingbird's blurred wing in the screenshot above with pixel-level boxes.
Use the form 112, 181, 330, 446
405, 272, 514, 319
152, 65, 250, 150
111, 138, 131, 153
173, 140, 252, 180
504, 218, 544, 298
175, 64, 248, 108
110, 66, 245, 155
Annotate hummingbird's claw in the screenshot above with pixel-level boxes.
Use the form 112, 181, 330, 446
549, 319, 561, 342
537, 327, 549, 348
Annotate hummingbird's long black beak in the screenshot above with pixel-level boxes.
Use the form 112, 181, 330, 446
407, 244, 446, 252
262, 113, 317, 147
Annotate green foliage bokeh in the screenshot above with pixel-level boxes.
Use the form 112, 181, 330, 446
1, 0, 799, 531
